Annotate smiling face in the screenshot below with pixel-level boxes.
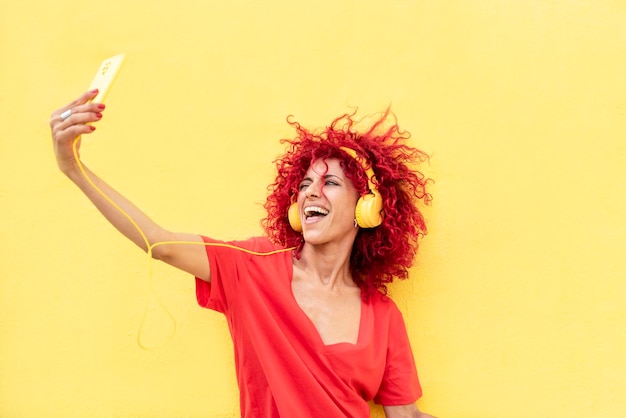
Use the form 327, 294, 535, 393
296, 158, 360, 246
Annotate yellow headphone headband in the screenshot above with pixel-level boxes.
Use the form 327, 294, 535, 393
339, 146, 380, 197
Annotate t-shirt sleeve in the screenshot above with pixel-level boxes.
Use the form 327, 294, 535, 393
373, 304, 423, 406
194, 236, 259, 314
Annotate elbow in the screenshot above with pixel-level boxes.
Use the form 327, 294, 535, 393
150, 242, 170, 262
145, 228, 175, 261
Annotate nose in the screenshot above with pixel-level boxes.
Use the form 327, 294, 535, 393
305, 180, 322, 199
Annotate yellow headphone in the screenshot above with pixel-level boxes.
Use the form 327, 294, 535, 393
288, 146, 383, 232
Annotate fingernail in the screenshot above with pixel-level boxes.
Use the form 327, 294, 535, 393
89, 125, 96, 131
96, 113, 103, 119
97, 104, 106, 110
90, 88, 99, 94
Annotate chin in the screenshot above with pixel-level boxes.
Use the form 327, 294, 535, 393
302, 226, 333, 244
302, 228, 354, 247
302, 230, 325, 246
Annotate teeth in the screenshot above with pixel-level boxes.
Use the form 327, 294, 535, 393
304, 206, 329, 217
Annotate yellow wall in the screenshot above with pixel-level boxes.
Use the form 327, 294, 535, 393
1, 1, 625, 417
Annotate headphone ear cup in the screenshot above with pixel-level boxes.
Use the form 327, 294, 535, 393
288, 203, 302, 232
355, 193, 383, 228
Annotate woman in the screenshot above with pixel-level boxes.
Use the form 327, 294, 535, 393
50, 89, 436, 418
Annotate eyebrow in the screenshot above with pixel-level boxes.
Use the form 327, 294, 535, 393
301, 174, 344, 183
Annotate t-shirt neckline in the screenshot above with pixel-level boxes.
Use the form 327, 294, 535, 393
287, 257, 369, 352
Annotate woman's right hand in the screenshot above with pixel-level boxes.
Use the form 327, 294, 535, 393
49, 89, 106, 174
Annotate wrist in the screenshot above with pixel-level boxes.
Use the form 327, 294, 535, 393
58, 159, 82, 180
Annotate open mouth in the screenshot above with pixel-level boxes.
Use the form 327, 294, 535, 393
304, 206, 329, 219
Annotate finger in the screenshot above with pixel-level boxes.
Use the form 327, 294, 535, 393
50, 89, 99, 119
54, 123, 97, 144
51, 102, 105, 126
72, 102, 106, 117
57, 108, 104, 129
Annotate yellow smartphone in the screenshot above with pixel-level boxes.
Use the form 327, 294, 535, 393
88, 53, 125, 103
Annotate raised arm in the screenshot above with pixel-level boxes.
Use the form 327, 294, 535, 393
49, 90, 211, 282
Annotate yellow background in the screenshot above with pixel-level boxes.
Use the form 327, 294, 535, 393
1, 0, 625, 417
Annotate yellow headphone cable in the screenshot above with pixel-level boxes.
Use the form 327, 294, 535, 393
72, 137, 295, 349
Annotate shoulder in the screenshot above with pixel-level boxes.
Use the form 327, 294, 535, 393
248, 236, 285, 252
367, 291, 408, 329
199, 236, 282, 253
369, 291, 401, 313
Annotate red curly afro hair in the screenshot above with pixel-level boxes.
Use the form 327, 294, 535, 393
262, 108, 432, 297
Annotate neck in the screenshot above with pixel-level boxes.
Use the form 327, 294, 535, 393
297, 240, 356, 290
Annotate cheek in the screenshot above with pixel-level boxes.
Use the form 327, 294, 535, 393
337, 196, 359, 218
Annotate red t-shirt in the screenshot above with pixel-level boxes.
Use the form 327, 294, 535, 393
195, 236, 421, 418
